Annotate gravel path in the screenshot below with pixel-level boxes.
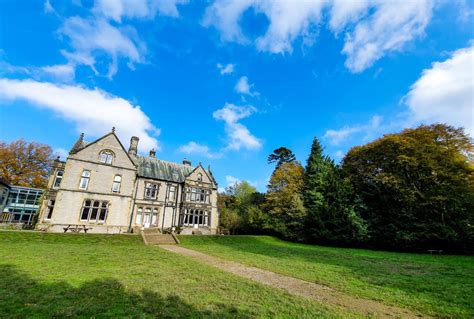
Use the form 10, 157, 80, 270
159, 245, 429, 318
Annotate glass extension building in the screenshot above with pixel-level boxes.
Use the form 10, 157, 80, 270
0, 186, 43, 225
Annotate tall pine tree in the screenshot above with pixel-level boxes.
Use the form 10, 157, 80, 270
303, 137, 366, 245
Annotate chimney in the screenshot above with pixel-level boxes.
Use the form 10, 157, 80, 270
182, 158, 192, 166
149, 148, 156, 158
128, 136, 139, 156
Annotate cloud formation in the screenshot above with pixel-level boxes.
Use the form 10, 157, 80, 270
213, 103, 262, 151
235, 76, 258, 96
0, 78, 159, 153
204, 0, 435, 72
59, 0, 188, 79
324, 115, 383, 145
178, 141, 223, 159
404, 44, 474, 136
217, 63, 235, 75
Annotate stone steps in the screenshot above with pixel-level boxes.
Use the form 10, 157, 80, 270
141, 230, 178, 245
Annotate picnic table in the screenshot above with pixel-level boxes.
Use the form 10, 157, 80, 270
63, 225, 92, 233
427, 249, 443, 255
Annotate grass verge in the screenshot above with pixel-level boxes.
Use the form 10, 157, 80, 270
179, 235, 474, 318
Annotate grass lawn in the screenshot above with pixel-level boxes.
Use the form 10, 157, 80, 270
0, 231, 350, 318
180, 235, 474, 318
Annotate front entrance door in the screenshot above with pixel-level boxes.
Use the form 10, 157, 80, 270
143, 213, 151, 228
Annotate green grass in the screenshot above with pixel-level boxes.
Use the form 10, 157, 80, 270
179, 235, 474, 318
0, 231, 351, 318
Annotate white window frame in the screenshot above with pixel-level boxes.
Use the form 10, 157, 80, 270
99, 150, 114, 165
79, 170, 91, 190
144, 182, 158, 200
45, 199, 55, 220
53, 170, 63, 188
112, 175, 122, 193
168, 185, 176, 201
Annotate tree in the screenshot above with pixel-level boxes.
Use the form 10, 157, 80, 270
342, 124, 474, 252
0, 139, 54, 188
303, 137, 366, 246
265, 162, 306, 240
267, 147, 296, 168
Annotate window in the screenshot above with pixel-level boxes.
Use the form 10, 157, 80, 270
144, 182, 158, 199
79, 170, 91, 190
152, 208, 158, 226
135, 207, 159, 226
80, 199, 108, 222
168, 185, 176, 201
197, 173, 202, 181
112, 175, 122, 193
185, 187, 210, 203
181, 209, 210, 227
53, 170, 63, 188
45, 200, 55, 220
99, 150, 114, 165
135, 207, 143, 224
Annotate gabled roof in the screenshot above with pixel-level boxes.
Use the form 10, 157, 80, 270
136, 157, 217, 186
68, 131, 136, 167
136, 157, 195, 183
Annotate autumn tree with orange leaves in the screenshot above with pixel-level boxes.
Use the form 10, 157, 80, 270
0, 139, 54, 188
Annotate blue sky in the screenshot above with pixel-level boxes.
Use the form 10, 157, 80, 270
0, 0, 473, 192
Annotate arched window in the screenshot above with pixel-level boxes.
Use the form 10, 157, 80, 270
99, 150, 114, 165
112, 175, 121, 193
197, 173, 202, 181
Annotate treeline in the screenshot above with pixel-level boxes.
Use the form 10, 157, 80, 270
219, 124, 474, 254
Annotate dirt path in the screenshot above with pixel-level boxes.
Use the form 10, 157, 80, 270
159, 245, 429, 318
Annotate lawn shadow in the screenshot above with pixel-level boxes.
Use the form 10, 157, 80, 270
0, 264, 251, 318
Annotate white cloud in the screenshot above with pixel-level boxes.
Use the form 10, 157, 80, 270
217, 63, 234, 75
235, 76, 258, 96
404, 44, 474, 136
225, 175, 241, 187
57, 0, 188, 79
0, 78, 159, 153
60, 17, 145, 79
40, 64, 75, 82
93, 0, 188, 22
334, 150, 345, 159
342, 0, 434, 73
213, 103, 262, 151
44, 0, 55, 13
178, 141, 223, 159
324, 115, 382, 145
204, 0, 435, 72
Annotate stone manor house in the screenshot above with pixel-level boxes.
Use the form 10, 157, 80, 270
36, 129, 219, 234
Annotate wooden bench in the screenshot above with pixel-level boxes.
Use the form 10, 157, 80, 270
63, 225, 92, 233
427, 249, 443, 255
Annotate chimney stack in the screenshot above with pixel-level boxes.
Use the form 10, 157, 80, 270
149, 148, 156, 158
182, 158, 192, 166
128, 136, 139, 156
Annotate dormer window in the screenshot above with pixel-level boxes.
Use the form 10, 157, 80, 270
99, 150, 114, 165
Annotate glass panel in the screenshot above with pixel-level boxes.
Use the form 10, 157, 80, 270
99, 208, 107, 221
90, 208, 98, 220
136, 208, 143, 224
151, 213, 157, 225
81, 207, 89, 220
93, 201, 100, 207
82, 170, 90, 177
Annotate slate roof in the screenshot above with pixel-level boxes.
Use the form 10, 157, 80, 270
136, 156, 196, 183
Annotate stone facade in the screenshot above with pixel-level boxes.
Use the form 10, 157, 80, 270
37, 130, 219, 234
